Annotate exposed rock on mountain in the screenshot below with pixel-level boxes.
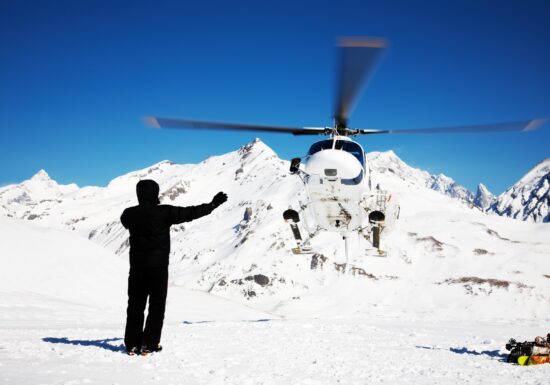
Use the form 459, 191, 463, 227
474, 183, 496, 211
489, 159, 550, 223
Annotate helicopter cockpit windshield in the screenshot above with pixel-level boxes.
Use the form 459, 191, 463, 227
307, 140, 364, 166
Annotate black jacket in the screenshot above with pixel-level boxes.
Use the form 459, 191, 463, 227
121, 180, 215, 267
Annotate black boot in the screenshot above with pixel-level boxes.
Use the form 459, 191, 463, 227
140, 344, 163, 356
126, 346, 141, 356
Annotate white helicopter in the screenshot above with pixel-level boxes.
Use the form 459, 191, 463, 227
145, 37, 545, 257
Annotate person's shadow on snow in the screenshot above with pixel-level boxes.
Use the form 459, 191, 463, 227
449, 347, 508, 361
416, 345, 508, 362
42, 337, 125, 353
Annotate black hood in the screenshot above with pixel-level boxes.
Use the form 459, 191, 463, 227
136, 180, 160, 205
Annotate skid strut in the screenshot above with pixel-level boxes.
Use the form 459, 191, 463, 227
283, 209, 313, 254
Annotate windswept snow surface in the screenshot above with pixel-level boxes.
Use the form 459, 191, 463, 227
1, 140, 550, 384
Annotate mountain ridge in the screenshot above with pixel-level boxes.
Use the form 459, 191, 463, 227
1, 139, 548, 223
0, 139, 548, 320
488, 158, 550, 223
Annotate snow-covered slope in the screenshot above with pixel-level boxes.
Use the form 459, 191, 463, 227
1, 141, 549, 384
0, 140, 548, 321
489, 159, 550, 223
0, 216, 127, 328
0, 215, 272, 327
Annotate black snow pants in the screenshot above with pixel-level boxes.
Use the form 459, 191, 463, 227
124, 266, 168, 350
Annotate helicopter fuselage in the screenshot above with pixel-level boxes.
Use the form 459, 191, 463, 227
300, 136, 371, 233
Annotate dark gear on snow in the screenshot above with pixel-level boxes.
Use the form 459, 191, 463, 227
506, 333, 550, 365
121, 179, 227, 353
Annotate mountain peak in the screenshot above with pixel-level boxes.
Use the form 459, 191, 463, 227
365, 150, 404, 170
384, 149, 398, 157
476, 183, 491, 195
30, 169, 51, 182
239, 138, 276, 158
367, 149, 398, 159
474, 183, 495, 210
245, 137, 265, 149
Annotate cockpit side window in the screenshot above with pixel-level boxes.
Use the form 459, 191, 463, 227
307, 140, 364, 166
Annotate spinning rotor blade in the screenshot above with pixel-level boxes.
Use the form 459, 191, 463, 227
144, 116, 326, 136
355, 118, 547, 135
334, 37, 387, 128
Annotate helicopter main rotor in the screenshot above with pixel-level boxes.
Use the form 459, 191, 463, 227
145, 115, 545, 137
145, 37, 546, 136
333, 37, 387, 133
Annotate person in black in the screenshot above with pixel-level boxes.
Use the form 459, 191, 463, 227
120, 179, 227, 355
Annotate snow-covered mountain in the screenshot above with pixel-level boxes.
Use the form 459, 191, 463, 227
366, 150, 475, 203
474, 183, 496, 211
0, 169, 79, 219
1, 140, 549, 384
366, 150, 550, 222
0, 143, 477, 231
489, 159, 550, 223
0, 139, 548, 320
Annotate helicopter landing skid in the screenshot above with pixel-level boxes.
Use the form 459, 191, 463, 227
292, 246, 314, 255
359, 227, 387, 257
284, 209, 315, 255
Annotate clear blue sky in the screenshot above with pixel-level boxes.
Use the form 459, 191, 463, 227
1, 0, 549, 194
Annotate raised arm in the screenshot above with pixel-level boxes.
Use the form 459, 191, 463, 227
169, 192, 228, 225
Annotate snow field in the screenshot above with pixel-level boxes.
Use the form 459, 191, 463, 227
2, 318, 549, 385
1, 141, 549, 384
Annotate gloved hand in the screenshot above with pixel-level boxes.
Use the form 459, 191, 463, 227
211, 191, 228, 208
